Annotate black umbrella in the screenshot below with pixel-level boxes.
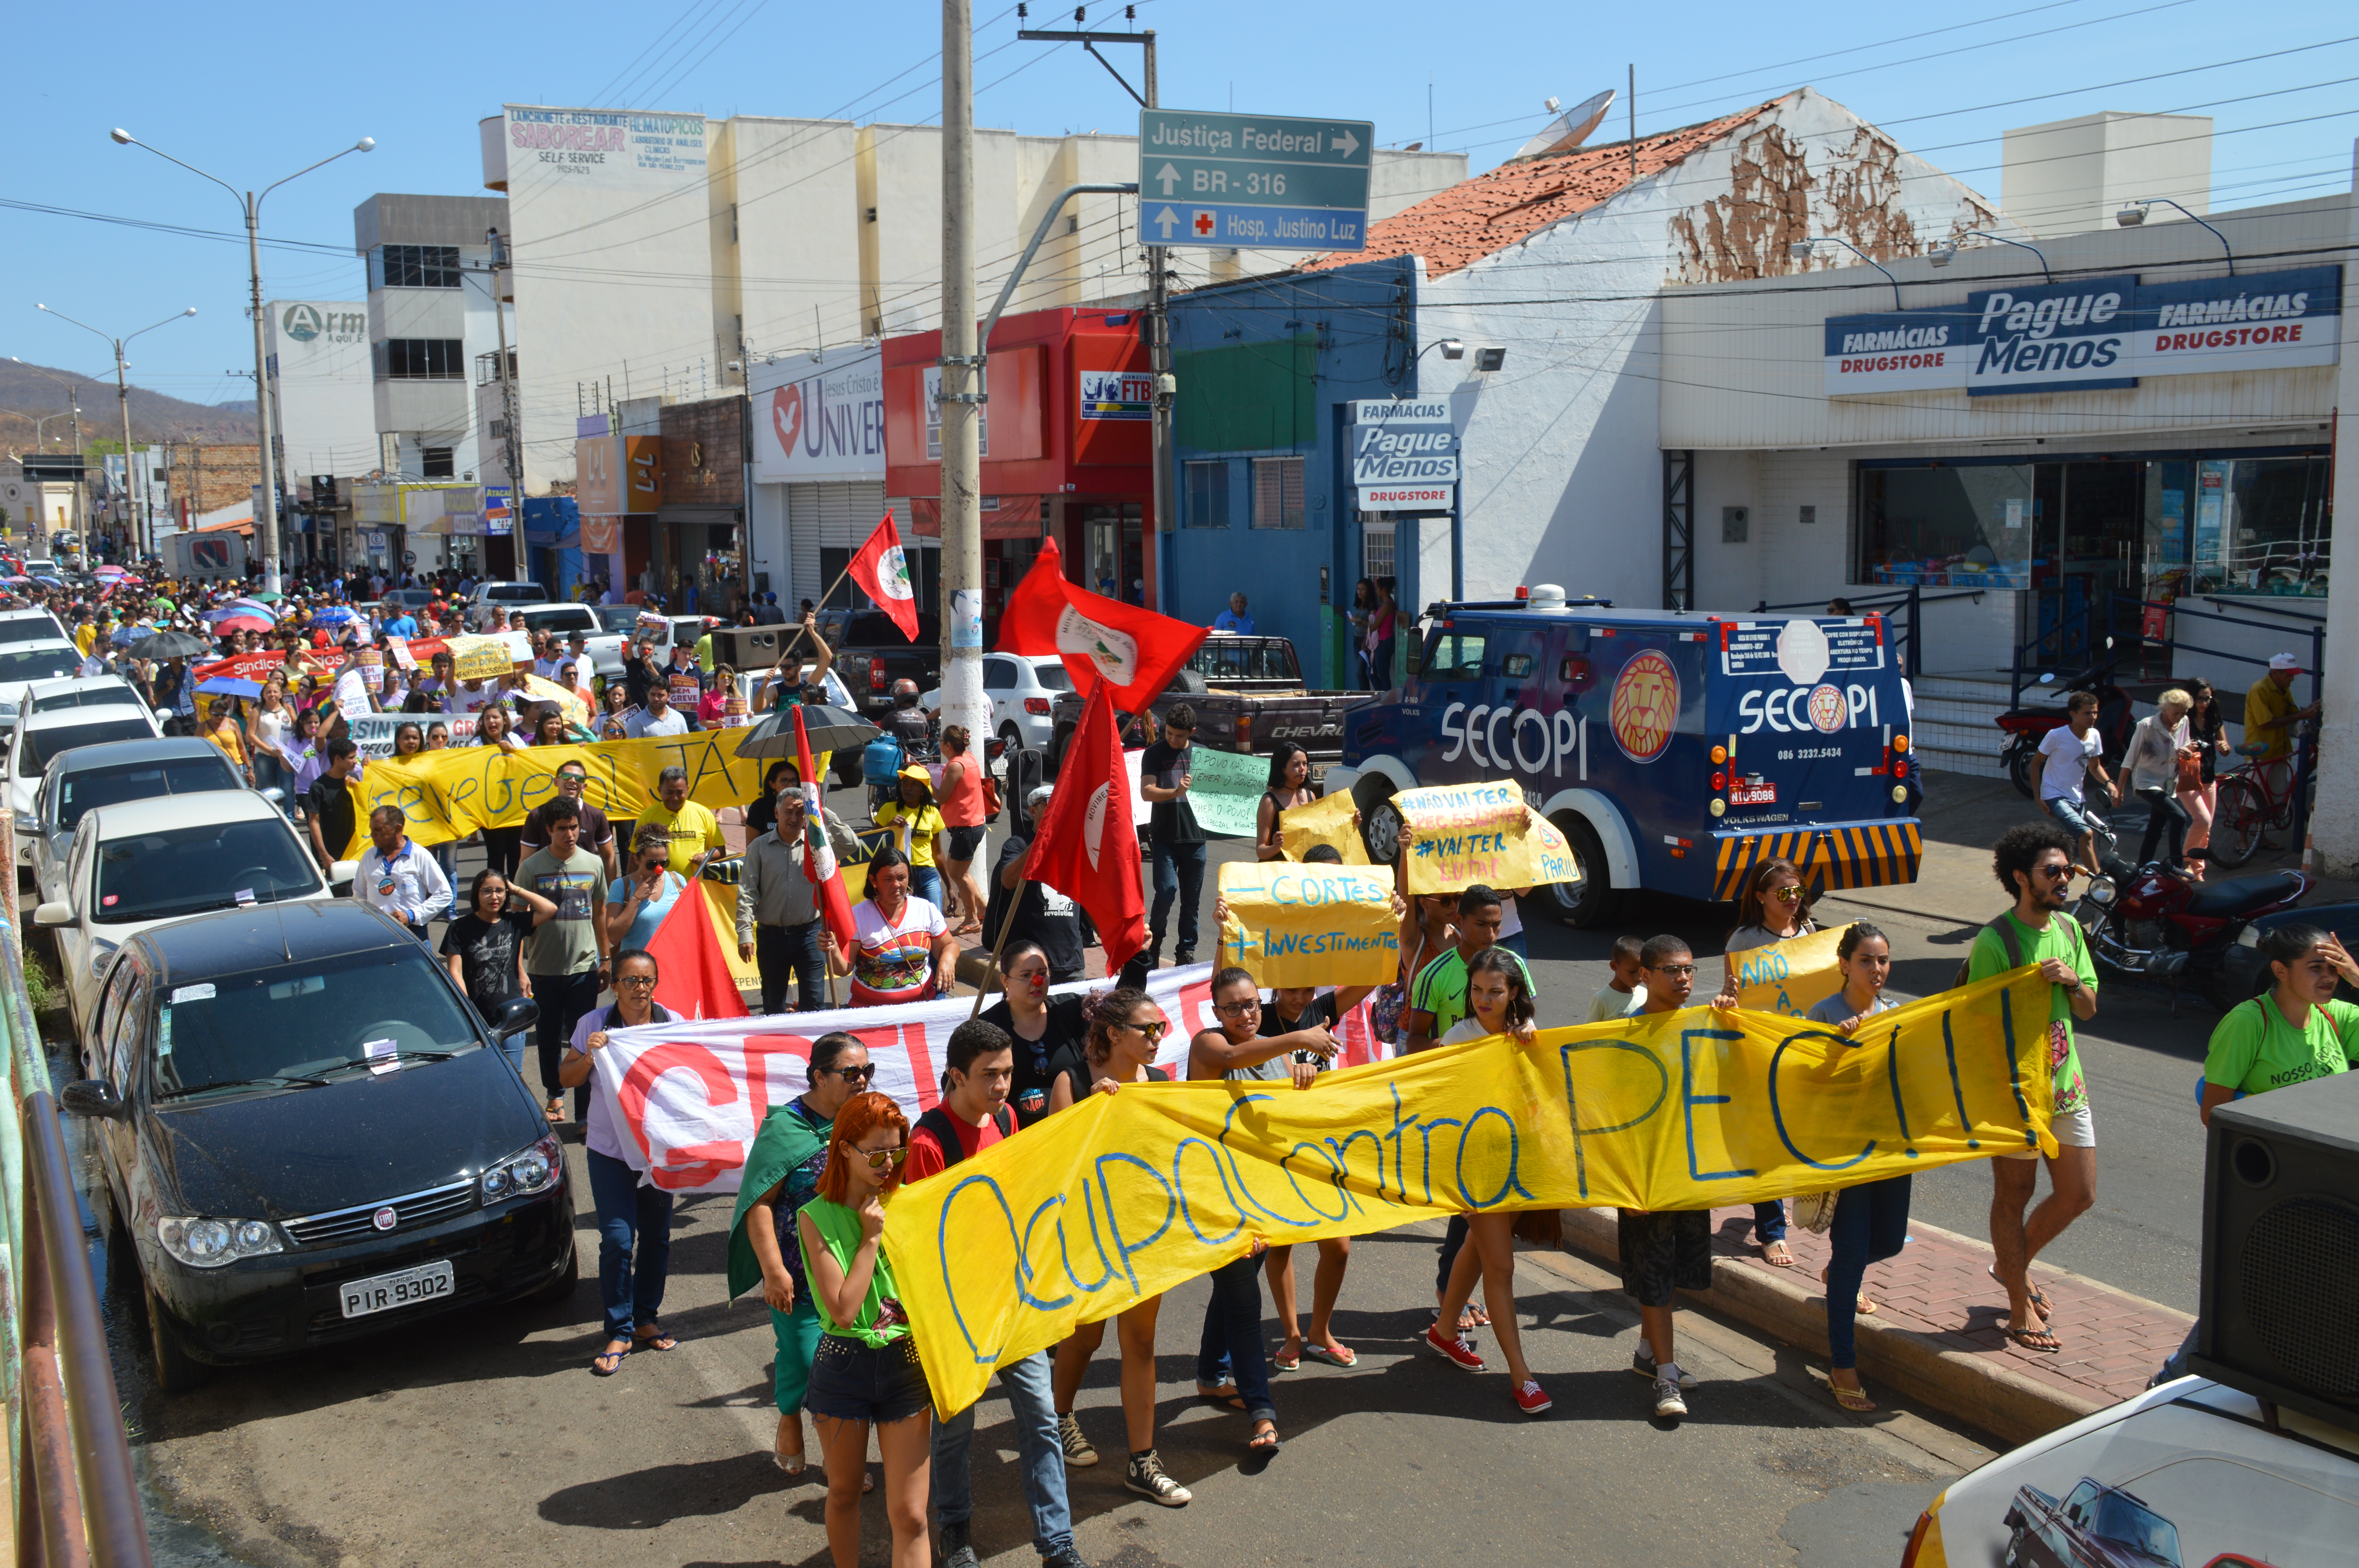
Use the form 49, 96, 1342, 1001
125, 629, 213, 662
732, 703, 881, 759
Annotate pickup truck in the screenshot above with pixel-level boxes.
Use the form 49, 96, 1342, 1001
466, 579, 549, 628
1325, 587, 1922, 926
819, 607, 943, 720
2004, 1479, 2183, 1568
1045, 633, 1378, 779
562, 606, 716, 687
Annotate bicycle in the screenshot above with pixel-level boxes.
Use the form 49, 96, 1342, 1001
2207, 722, 2317, 869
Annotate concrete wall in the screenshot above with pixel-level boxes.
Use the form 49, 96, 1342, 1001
2001, 112, 2212, 238
266, 301, 378, 481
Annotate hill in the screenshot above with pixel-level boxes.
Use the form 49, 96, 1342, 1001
0, 357, 258, 452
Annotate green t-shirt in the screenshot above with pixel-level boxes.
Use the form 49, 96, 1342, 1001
798, 1196, 908, 1345
2204, 995, 2359, 1097
515, 847, 605, 976
1966, 910, 2096, 1115
1410, 944, 1536, 1043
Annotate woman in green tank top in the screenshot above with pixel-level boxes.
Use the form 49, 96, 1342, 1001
795, 1090, 932, 1568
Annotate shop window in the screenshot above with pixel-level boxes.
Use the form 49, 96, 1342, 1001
1251, 457, 1305, 529
2189, 456, 2331, 599
1856, 463, 2035, 589
1184, 461, 1230, 527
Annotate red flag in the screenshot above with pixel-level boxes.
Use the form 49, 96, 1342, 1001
1023, 682, 1145, 973
641, 878, 749, 1020
997, 538, 1207, 710
847, 511, 920, 641
795, 706, 858, 947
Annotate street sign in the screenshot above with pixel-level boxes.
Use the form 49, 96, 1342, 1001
1138, 109, 1372, 252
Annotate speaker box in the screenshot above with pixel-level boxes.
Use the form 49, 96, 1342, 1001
711, 626, 790, 671
2189, 1067, 2359, 1428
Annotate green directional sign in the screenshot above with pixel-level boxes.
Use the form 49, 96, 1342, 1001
1138, 108, 1374, 253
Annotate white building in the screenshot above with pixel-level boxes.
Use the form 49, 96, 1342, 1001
263, 299, 377, 539
743, 342, 888, 609
351, 194, 511, 493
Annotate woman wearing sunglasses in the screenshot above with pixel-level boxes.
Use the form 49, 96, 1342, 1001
728, 1032, 876, 1476
1045, 987, 1193, 1505
1713, 857, 1816, 1269
796, 1089, 932, 1568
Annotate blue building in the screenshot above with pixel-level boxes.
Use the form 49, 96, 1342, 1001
1164, 255, 1427, 688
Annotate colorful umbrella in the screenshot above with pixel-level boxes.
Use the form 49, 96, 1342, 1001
311, 605, 359, 627
195, 676, 264, 699
209, 613, 273, 634
93, 564, 127, 577
251, 592, 284, 604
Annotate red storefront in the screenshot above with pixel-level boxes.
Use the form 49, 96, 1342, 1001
883, 307, 1154, 633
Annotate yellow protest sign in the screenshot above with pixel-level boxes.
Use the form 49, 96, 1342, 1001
347, 731, 766, 857
1278, 791, 1369, 863
885, 967, 2057, 1416
519, 674, 591, 727
1731, 926, 1846, 1016
1396, 780, 1578, 895
452, 634, 518, 680
1216, 861, 1397, 987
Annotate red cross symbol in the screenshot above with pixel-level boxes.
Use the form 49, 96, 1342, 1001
1193, 210, 1216, 236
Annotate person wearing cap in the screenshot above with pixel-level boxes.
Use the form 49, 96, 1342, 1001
985, 784, 1089, 983
875, 764, 950, 913
2244, 653, 2319, 773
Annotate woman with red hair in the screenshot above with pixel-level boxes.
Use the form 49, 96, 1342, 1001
796, 1091, 930, 1568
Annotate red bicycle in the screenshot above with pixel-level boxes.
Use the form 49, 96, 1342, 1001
2208, 723, 2316, 868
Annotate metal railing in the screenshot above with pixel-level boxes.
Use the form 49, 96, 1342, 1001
1747, 583, 1988, 680
3, 882, 153, 1567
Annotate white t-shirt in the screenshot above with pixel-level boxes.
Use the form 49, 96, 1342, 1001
449, 681, 496, 716
1586, 984, 1645, 1022
2037, 723, 2101, 803
625, 707, 690, 739
1496, 894, 1523, 940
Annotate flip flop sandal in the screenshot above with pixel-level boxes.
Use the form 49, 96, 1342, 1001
1989, 1266, 2057, 1322
1831, 1384, 1878, 1413
772, 1450, 805, 1475
2000, 1321, 2063, 1354
1467, 1304, 1492, 1328
1762, 1240, 1796, 1267
1271, 1348, 1302, 1372
1247, 1423, 1281, 1454
1301, 1343, 1358, 1368
634, 1327, 680, 1352
1195, 1385, 1246, 1411
591, 1341, 631, 1376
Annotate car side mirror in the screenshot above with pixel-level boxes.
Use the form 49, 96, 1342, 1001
59, 1079, 129, 1121
494, 995, 540, 1040
328, 858, 357, 894
33, 900, 71, 929
259, 786, 285, 805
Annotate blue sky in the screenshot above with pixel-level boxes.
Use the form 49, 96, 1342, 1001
5, 0, 2353, 412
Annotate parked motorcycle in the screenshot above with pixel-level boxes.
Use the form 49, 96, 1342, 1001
2000, 662, 2134, 800
2074, 822, 2312, 1008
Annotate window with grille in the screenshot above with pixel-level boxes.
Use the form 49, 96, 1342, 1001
1251, 456, 1304, 529
1362, 519, 1396, 582
1184, 460, 1229, 528
378, 339, 465, 380
377, 245, 463, 289
421, 447, 454, 479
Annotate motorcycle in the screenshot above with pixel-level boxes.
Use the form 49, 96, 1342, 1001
2074, 812, 2312, 1008
1999, 661, 2134, 800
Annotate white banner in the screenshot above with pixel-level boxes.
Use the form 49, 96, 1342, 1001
593, 963, 1393, 1193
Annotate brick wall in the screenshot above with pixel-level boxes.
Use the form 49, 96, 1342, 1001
163, 443, 262, 518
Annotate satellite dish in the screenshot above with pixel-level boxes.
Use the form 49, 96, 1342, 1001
1513, 88, 1616, 160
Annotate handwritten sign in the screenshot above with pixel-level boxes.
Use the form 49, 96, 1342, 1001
452, 634, 519, 681
1394, 780, 1578, 895
1171, 744, 1267, 839
1732, 926, 1845, 1017
1278, 790, 1368, 863
1216, 861, 1397, 987
878, 965, 2058, 1416
332, 670, 372, 719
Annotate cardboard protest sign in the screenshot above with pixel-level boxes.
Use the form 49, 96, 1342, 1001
1732, 925, 1846, 1017
1278, 791, 1368, 863
453, 637, 515, 680
1394, 780, 1578, 895
332, 669, 371, 719
1216, 860, 1397, 987
1175, 743, 1267, 838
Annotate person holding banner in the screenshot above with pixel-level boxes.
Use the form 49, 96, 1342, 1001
1713, 858, 1818, 1269
1254, 744, 1316, 863
829, 847, 956, 1007
728, 1031, 874, 1476
470, 704, 528, 879
794, 1091, 932, 1568
979, 941, 1091, 1125
736, 784, 860, 1013
1623, 935, 1717, 1421
743, 760, 801, 839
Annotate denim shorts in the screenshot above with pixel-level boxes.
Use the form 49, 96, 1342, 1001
804, 1332, 929, 1424
2045, 796, 2098, 837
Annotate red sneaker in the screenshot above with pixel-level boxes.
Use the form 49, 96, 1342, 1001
1424, 1323, 1487, 1372
1514, 1379, 1552, 1415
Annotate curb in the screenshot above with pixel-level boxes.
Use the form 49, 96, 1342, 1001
1558, 1207, 2134, 1448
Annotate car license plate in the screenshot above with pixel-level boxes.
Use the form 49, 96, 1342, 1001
340, 1260, 454, 1319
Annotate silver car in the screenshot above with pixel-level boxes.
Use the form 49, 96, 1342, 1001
23, 737, 245, 907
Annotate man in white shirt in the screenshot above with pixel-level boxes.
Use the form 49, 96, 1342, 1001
354, 805, 452, 940
624, 683, 691, 739
2037, 690, 2119, 877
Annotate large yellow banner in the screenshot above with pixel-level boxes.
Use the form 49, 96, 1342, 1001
1396, 780, 1578, 894
1215, 862, 1397, 987
885, 969, 2056, 1416
346, 732, 767, 858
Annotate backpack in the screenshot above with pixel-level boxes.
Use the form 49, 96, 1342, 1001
912, 1104, 1013, 1169
1953, 912, 2088, 989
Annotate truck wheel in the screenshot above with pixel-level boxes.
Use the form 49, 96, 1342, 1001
1539, 812, 1621, 928
1355, 778, 1402, 864
1046, 724, 1074, 779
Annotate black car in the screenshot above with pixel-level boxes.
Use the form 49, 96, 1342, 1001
61, 901, 575, 1391
819, 607, 943, 717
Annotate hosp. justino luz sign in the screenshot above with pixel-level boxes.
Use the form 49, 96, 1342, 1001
1820, 264, 2341, 398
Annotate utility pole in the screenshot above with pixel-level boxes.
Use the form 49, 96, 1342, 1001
937, 0, 990, 751
31, 307, 194, 556
489, 227, 525, 547
1143, 30, 1172, 613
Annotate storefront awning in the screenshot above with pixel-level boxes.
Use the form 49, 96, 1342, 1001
908, 494, 1045, 539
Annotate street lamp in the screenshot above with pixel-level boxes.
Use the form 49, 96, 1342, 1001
1789, 235, 1904, 310
7, 358, 87, 538
1928, 231, 2053, 284
2116, 198, 2235, 274
35, 305, 196, 558
110, 127, 374, 588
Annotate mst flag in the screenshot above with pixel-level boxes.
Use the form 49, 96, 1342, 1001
998, 538, 1208, 710
848, 511, 920, 641
795, 705, 858, 946
642, 879, 749, 1020
1023, 682, 1145, 972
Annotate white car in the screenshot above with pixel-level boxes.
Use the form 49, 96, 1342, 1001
920, 653, 1072, 752
0, 641, 95, 735
15, 673, 144, 722
466, 580, 548, 629
23, 736, 246, 907
0, 607, 71, 646
8, 704, 164, 864
34, 791, 345, 1048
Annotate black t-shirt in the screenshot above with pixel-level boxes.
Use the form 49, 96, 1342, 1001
981, 995, 1090, 1125
623, 657, 652, 708
1060, 1059, 1169, 1107
1139, 740, 1203, 845
439, 908, 536, 1018
306, 770, 356, 857
988, 835, 1087, 980
1260, 993, 1342, 1069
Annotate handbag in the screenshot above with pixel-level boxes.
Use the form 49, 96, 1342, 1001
1791, 1189, 1839, 1235
2175, 750, 2203, 792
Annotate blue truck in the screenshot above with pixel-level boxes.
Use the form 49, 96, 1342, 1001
1324, 586, 1923, 926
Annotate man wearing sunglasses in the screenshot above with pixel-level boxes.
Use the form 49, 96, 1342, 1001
521, 759, 617, 880
906, 1021, 1089, 1568
1968, 820, 2099, 1357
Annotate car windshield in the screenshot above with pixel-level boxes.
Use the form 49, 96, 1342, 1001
0, 619, 64, 648
23, 717, 156, 775
33, 684, 135, 713
1034, 663, 1073, 691
2090, 1494, 2179, 1564
152, 948, 483, 1102
0, 647, 84, 686
60, 758, 239, 831
95, 819, 319, 924
526, 609, 596, 633
488, 585, 543, 602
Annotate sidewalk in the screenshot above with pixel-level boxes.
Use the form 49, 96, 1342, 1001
1559, 1205, 2194, 1446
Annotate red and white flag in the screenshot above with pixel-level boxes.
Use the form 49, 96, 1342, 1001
848, 510, 920, 641
642, 879, 749, 1020
795, 706, 858, 947
1023, 682, 1145, 972
998, 538, 1206, 710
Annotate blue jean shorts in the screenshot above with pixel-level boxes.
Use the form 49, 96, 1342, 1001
2045, 796, 2097, 837
805, 1332, 929, 1424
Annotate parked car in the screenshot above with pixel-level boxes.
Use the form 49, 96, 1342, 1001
920, 653, 1071, 753
22, 557, 61, 580
577, 610, 717, 687
815, 608, 943, 719
21, 736, 246, 907
510, 602, 602, 646
15, 672, 144, 722
1047, 633, 1378, 781
0, 607, 71, 646
8, 703, 164, 864
35, 789, 344, 1045
0, 641, 95, 736
465, 580, 549, 628
58, 901, 571, 1391
2216, 901, 2359, 1009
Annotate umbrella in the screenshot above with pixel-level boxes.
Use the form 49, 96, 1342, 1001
311, 605, 359, 627
93, 564, 127, 577
33, 575, 61, 587
209, 613, 273, 635
251, 591, 283, 604
125, 629, 213, 661
110, 623, 148, 646
733, 703, 878, 759
0, 576, 29, 586
196, 676, 264, 700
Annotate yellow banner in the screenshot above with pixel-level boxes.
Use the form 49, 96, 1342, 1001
1215, 862, 1397, 987
1396, 780, 1577, 894
1734, 926, 1846, 1017
452, 635, 518, 680
347, 732, 767, 857
1278, 791, 1369, 863
885, 969, 2057, 1416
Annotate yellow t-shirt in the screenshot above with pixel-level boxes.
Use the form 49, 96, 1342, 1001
633, 800, 724, 876
74, 624, 96, 657
2243, 676, 2301, 762
874, 801, 945, 867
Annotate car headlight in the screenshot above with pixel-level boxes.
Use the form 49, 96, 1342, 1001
157, 1215, 284, 1268
481, 1135, 562, 1201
